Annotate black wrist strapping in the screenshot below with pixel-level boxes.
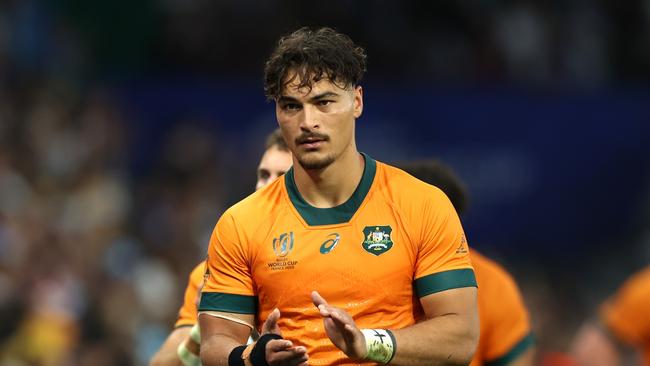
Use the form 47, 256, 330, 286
227, 334, 283, 366
251, 334, 283, 366
228, 345, 247, 366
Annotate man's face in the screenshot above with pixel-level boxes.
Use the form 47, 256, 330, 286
275, 73, 363, 170
256, 145, 293, 190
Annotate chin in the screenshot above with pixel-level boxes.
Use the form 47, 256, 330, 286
297, 152, 336, 170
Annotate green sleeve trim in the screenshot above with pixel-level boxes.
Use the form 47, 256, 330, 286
485, 332, 535, 366
414, 268, 477, 297
198, 292, 257, 314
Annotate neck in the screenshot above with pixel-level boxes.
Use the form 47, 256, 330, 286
292, 146, 365, 208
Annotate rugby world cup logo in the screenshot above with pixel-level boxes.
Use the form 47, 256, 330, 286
272, 232, 294, 257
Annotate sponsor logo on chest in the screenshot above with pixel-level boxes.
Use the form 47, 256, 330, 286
319, 233, 340, 254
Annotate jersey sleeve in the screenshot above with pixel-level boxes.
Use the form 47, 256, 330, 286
600, 266, 650, 348
174, 262, 206, 328
479, 260, 534, 365
412, 187, 477, 298
198, 210, 257, 314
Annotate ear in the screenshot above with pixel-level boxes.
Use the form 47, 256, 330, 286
353, 86, 363, 118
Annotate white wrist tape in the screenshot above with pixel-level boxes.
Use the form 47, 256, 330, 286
361, 329, 396, 364
177, 341, 201, 366
189, 323, 201, 344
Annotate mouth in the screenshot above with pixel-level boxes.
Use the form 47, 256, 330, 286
299, 140, 325, 150
296, 135, 328, 150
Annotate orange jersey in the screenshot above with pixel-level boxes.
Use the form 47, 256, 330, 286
174, 262, 206, 328
470, 251, 534, 366
199, 155, 476, 365
601, 266, 650, 365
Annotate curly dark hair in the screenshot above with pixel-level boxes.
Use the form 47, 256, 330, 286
398, 160, 469, 215
263, 27, 367, 100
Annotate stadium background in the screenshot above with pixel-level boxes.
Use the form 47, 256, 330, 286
0, 1, 649, 364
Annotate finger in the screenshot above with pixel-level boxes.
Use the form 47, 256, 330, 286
317, 304, 331, 316
332, 315, 356, 338
311, 291, 328, 307
344, 323, 357, 335
267, 339, 293, 352
262, 308, 280, 333
286, 346, 308, 357
268, 346, 308, 365
329, 309, 351, 326
312, 292, 333, 316
279, 353, 308, 366
292, 354, 309, 365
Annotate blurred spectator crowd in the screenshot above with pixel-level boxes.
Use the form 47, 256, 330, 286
0, 81, 227, 365
0, 0, 649, 84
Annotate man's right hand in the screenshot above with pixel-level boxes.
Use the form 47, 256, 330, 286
261, 308, 309, 366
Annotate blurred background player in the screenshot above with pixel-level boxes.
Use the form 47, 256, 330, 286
149, 128, 292, 366
399, 159, 535, 366
570, 265, 650, 366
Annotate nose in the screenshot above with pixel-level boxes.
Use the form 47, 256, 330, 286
299, 105, 320, 131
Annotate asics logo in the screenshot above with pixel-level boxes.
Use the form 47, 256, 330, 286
319, 233, 340, 254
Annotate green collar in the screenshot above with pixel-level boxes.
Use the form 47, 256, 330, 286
285, 153, 376, 226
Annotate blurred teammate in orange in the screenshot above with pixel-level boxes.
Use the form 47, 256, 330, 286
571, 265, 650, 366
149, 128, 292, 366
400, 160, 535, 366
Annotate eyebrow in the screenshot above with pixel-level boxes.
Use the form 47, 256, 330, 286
310, 92, 339, 101
278, 91, 340, 104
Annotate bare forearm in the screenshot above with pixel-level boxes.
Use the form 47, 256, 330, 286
200, 335, 242, 366
199, 312, 256, 366
150, 327, 190, 366
389, 314, 478, 366
150, 352, 183, 366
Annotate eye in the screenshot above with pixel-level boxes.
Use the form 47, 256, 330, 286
282, 103, 301, 111
258, 170, 270, 180
317, 100, 333, 106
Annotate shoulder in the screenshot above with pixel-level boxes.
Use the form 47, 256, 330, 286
619, 266, 650, 293
212, 178, 288, 244
472, 251, 531, 342
471, 251, 517, 287
189, 261, 206, 282
472, 251, 527, 316
607, 266, 650, 310
374, 160, 451, 208
224, 176, 287, 222
600, 266, 650, 346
